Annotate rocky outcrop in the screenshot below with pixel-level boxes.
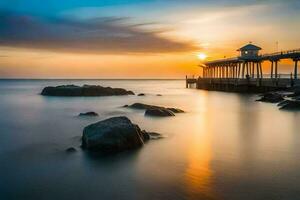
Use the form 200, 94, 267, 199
41, 85, 134, 97
256, 92, 284, 103
82, 116, 160, 153
126, 103, 184, 117
79, 112, 98, 116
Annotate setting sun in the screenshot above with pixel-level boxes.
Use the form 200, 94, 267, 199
197, 53, 207, 61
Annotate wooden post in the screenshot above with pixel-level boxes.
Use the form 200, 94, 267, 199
186, 75, 188, 88
227, 65, 229, 78
294, 59, 298, 79
238, 62, 241, 79
271, 61, 273, 79
249, 62, 252, 77
246, 62, 249, 76
256, 62, 259, 79
241, 62, 245, 78
259, 62, 263, 79
252, 62, 255, 78
275, 61, 278, 79
233, 64, 236, 79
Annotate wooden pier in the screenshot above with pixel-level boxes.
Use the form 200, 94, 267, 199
186, 43, 300, 92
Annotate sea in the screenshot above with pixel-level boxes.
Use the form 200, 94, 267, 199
1, 79, 300, 200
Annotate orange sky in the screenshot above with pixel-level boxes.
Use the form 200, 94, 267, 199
0, 0, 299, 78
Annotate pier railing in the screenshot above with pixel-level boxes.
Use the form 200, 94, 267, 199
262, 48, 300, 58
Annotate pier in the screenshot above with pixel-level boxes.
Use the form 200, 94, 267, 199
186, 43, 300, 92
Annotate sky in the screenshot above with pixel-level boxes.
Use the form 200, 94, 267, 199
0, 0, 300, 78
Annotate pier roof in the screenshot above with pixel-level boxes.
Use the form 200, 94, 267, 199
237, 44, 262, 51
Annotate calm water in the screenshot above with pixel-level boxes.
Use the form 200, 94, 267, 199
1, 79, 300, 200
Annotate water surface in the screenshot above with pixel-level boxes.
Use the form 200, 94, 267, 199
1, 79, 300, 200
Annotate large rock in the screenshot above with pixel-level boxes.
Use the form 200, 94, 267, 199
82, 116, 153, 153
41, 85, 134, 97
256, 92, 284, 103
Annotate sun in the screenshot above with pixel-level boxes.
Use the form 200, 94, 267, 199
197, 53, 207, 60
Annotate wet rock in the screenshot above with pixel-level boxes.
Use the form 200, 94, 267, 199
66, 147, 77, 153
82, 116, 155, 153
128, 103, 156, 110
147, 132, 163, 139
127, 103, 184, 117
167, 108, 185, 113
279, 100, 300, 110
128, 103, 184, 112
145, 108, 175, 117
277, 100, 290, 107
137, 93, 145, 96
79, 112, 98, 116
256, 92, 284, 103
41, 85, 134, 96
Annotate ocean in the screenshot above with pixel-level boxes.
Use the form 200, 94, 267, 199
1, 79, 300, 200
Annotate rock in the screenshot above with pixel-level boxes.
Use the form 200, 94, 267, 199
277, 100, 290, 107
128, 103, 157, 110
137, 93, 145, 96
147, 132, 163, 139
145, 108, 175, 117
279, 100, 300, 110
256, 92, 284, 103
66, 147, 77, 153
141, 130, 150, 141
167, 108, 185, 113
128, 103, 183, 112
126, 103, 184, 117
82, 116, 151, 153
287, 91, 300, 98
157, 94, 162, 96
41, 85, 134, 97
79, 112, 98, 116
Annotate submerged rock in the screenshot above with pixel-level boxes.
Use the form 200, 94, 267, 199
279, 100, 300, 110
41, 85, 134, 97
147, 132, 164, 139
145, 108, 175, 117
126, 103, 184, 117
82, 116, 159, 153
128, 103, 156, 109
79, 112, 98, 116
256, 92, 284, 103
66, 147, 77, 153
167, 108, 185, 113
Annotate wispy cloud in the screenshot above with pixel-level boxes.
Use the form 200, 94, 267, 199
0, 11, 197, 54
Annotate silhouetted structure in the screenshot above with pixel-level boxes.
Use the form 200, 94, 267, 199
186, 43, 300, 92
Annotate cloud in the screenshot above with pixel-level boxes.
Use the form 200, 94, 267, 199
0, 11, 196, 54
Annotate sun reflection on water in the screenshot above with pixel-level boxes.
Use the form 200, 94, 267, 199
183, 92, 215, 199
